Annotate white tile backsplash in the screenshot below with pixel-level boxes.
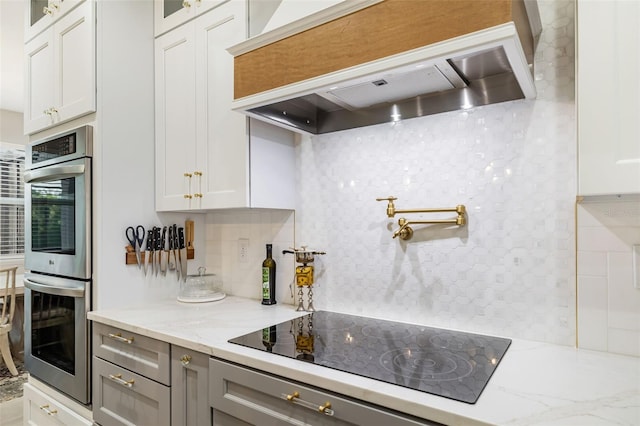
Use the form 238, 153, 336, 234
202, 1, 640, 354
577, 200, 640, 356
204, 210, 296, 305
577, 275, 608, 352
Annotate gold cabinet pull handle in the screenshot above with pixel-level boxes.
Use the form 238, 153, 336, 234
109, 373, 135, 388
39, 404, 58, 416
184, 194, 193, 199
182, 0, 191, 8
193, 193, 203, 198
282, 392, 334, 416
107, 332, 134, 344
193, 171, 202, 176
184, 173, 192, 178
318, 402, 332, 414
180, 354, 192, 366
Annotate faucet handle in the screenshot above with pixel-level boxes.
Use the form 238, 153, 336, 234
376, 196, 397, 217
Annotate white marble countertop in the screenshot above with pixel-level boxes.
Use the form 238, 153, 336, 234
88, 296, 640, 426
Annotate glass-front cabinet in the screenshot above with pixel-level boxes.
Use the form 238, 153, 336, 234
154, 0, 225, 37
25, 0, 84, 42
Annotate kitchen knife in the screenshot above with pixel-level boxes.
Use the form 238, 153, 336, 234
173, 224, 181, 281
144, 229, 153, 276
154, 226, 162, 277
168, 225, 175, 271
160, 226, 167, 275
147, 226, 156, 275
178, 226, 187, 282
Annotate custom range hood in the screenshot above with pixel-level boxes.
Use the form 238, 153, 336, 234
229, 0, 542, 135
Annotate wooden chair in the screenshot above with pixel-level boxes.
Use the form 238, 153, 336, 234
0, 266, 18, 376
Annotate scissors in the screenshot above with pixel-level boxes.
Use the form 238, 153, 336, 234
126, 225, 145, 269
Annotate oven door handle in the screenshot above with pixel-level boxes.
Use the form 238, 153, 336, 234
24, 277, 86, 298
23, 164, 86, 184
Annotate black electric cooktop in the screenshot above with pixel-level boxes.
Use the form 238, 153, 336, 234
228, 311, 511, 404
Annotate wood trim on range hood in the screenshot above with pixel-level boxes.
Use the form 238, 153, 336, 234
230, 0, 541, 135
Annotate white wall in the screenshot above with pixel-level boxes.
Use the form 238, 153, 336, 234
0, 110, 27, 145
93, 0, 206, 309
208, 0, 580, 346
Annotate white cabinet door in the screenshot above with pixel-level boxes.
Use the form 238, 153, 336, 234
196, 0, 249, 209
155, 22, 198, 211
23, 383, 93, 426
25, 0, 84, 42
24, 28, 55, 134
155, 0, 249, 211
24, 1, 95, 135
154, 0, 225, 37
577, 0, 640, 196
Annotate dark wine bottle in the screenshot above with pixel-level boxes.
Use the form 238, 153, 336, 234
261, 325, 277, 352
261, 244, 276, 305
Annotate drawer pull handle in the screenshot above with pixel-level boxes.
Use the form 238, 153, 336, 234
108, 332, 134, 344
281, 392, 334, 416
180, 354, 192, 366
39, 404, 58, 416
109, 373, 135, 388
318, 402, 332, 414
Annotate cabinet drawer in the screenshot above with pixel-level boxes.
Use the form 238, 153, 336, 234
23, 382, 93, 426
93, 357, 171, 426
209, 358, 437, 426
93, 322, 170, 385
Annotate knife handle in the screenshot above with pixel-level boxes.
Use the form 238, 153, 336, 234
172, 224, 179, 249
145, 230, 153, 251
154, 227, 163, 251
178, 227, 185, 250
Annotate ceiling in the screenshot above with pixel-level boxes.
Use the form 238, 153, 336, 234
0, 0, 25, 113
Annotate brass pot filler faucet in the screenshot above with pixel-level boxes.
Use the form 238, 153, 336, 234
375, 196, 467, 240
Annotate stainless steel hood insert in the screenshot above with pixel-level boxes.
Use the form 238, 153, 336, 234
231, 17, 540, 135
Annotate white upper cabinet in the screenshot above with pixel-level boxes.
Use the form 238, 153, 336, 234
154, 0, 225, 37
155, 22, 197, 211
577, 0, 640, 196
155, 0, 295, 212
25, 0, 84, 42
24, 1, 95, 135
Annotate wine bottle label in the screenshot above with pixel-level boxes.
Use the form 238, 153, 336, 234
262, 267, 270, 299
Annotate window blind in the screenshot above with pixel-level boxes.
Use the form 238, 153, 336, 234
0, 146, 25, 257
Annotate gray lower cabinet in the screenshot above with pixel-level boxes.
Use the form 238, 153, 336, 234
209, 358, 439, 426
171, 345, 210, 426
93, 357, 171, 426
92, 323, 172, 426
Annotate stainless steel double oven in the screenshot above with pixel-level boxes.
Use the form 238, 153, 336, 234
23, 125, 93, 405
